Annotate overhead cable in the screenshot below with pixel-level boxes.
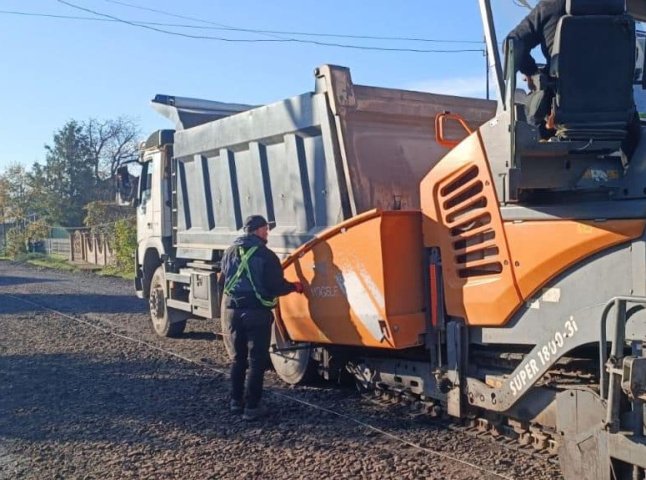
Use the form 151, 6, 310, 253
0, 9, 483, 44
54, 1, 484, 53
102, 0, 483, 44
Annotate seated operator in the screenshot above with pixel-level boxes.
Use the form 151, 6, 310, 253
506, 0, 641, 156
506, 0, 565, 140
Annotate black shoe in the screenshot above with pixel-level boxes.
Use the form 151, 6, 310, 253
242, 404, 268, 421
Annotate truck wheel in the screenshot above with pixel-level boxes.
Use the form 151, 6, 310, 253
149, 266, 188, 338
269, 320, 315, 385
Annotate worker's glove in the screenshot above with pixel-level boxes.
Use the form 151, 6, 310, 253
292, 281, 304, 294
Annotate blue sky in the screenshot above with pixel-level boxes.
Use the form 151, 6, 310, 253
0, 0, 529, 171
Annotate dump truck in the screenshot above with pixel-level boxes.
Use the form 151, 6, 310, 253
134, 64, 495, 334
134, 1, 646, 478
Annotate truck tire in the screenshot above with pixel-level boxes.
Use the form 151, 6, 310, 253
149, 266, 188, 338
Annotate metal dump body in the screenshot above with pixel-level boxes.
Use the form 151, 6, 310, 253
172, 65, 495, 258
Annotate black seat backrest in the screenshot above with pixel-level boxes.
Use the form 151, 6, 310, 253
551, 0, 636, 139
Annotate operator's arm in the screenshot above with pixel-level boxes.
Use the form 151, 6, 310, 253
506, 3, 544, 76
507, 0, 566, 77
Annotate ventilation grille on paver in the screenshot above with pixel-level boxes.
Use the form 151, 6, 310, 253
439, 165, 502, 278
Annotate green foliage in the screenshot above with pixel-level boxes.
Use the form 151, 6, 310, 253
4, 220, 50, 258
0, 115, 141, 272
84, 201, 134, 236
0, 164, 31, 221
5, 227, 26, 258
84, 202, 135, 275
0, 117, 141, 229
37, 120, 96, 226
25, 219, 49, 242
114, 217, 137, 271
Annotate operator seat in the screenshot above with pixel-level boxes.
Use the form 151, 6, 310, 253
550, 0, 636, 140
507, 0, 639, 199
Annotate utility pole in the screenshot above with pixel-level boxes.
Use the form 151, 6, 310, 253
485, 39, 490, 100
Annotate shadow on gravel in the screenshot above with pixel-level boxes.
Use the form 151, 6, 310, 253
181, 331, 218, 341
0, 276, 59, 287
0, 353, 230, 445
0, 293, 147, 314
0, 353, 357, 447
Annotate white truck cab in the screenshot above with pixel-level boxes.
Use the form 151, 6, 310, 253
134, 130, 174, 301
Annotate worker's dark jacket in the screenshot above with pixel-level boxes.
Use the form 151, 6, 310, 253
219, 233, 295, 310
506, 0, 566, 76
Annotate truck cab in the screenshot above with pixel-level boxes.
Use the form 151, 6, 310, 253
134, 130, 174, 300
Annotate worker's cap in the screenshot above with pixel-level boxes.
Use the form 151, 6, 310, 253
243, 215, 275, 233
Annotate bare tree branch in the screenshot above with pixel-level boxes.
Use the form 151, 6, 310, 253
83, 117, 141, 199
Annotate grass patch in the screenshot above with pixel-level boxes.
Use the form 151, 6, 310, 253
98, 265, 135, 280
15, 253, 79, 272
6, 252, 134, 279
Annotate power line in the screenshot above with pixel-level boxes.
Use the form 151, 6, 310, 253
0, 9, 282, 41
0, 10, 482, 44
55, 1, 283, 43
103, 0, 483, 44
53, 1, 483, 53
105, 0, 287, 41
0, 9, 483, 44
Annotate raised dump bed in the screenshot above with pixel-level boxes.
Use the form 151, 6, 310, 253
171, 64, 496, 258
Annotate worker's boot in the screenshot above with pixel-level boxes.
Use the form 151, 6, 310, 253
230, 399, 244, 414
242, 404, 268, 421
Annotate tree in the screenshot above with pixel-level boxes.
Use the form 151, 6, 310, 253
0, 163, 31, 221
84, 117, 140, 199
35, 120, 96, 226
0, 175, 9, 223
1, 116, 142, 230
0, 175, 9, 253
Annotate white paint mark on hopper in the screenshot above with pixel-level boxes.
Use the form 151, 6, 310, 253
336, 268, 385, 342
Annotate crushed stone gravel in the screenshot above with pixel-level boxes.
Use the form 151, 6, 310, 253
0, 260, 563, 480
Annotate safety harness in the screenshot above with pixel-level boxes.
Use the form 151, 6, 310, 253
223, 246, 277, 308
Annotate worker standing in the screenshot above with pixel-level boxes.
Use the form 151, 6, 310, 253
219, 215, 303, 421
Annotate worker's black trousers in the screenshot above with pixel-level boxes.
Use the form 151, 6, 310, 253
221, 307, 273, 408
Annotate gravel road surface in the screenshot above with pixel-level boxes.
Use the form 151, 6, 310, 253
0, 260, 563, 479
